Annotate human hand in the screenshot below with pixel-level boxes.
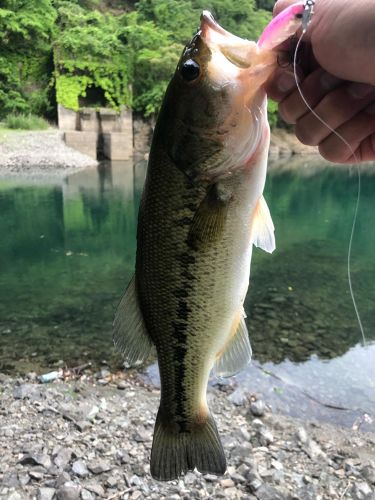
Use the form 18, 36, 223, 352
265, 0, 375, 163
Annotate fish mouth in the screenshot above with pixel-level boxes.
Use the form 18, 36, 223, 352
199, 11, 256, 69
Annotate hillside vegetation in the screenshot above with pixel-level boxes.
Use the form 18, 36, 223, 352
0, 0, 276, 123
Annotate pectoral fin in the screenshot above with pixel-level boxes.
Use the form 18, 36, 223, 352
213, 309, 252, 378
251, 195, 276, 253
188, 183, 232, 249
113, 275, 153, 367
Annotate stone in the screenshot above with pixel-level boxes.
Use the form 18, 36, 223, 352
6, 493, 23, 500
296, 427, 309, 444
258, 428, 274, 446
361, 466, 375, 485
56, 482, 81, 500
84, 482, 105, 497
19, 452, 51, 469
72, 460, 89, 478
255, 484, 285, 500
351, 482, 373, 500
54, 448, 73, 469
13, 383, 36, 399
250, 400, 266, 417
38, 487, 56, 500
80, 490, 94, 500
220, 478, 235, 488
87, 460, 111, 474
117, 381, 127, 390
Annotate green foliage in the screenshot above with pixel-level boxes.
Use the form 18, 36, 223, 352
255, 0, 275, 11
4, 114, 49, 130
267, 99, 279, 130
0, 0, 56, 119
0, 0, 277, 120
53, 2, 131, 111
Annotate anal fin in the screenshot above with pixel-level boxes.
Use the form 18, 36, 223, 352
251, 195, 276, 253
213, 309, 252, 378
113, 275, 153, 367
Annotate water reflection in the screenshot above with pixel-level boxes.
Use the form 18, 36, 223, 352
0, 160, 374, 426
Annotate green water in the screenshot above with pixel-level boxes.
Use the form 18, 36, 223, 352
0, 161, 374, 381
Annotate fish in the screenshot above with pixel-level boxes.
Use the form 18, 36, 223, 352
114, 3, 308, 481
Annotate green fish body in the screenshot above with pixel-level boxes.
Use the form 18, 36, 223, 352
114, 10, 302, 481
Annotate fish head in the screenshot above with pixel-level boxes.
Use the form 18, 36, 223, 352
158, 11, 278, 182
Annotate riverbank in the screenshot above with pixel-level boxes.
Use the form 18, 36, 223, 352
0, 370, 374, 500
0, 129, 97, 178
0, 126, 320, 180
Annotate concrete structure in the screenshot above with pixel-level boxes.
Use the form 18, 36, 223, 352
57, 104, 78, 131
58, 104, 133, 161
79, 108, 100, 132
64, 131, 98, 159
102, 132, 132, 161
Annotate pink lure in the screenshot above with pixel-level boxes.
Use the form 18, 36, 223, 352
258, 2, 305, 50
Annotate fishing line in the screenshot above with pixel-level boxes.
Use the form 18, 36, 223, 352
292, 3, 366, 346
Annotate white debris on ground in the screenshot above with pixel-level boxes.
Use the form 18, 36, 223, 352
0, 130, 97, 177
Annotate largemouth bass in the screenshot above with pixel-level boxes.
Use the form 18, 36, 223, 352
115, 4, 307, 481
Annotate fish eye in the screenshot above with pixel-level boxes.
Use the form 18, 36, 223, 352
180, 59, 200, 82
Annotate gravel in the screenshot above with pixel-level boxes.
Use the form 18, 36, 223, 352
0, 371, 374, 499
0, 130, 97, 178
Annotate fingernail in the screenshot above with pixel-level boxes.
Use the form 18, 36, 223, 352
277, 73, 297, 93
365, 101, 375, 115
320, 73, 341, 90
347, 82, 374, 99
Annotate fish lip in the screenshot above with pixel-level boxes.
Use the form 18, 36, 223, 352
200, 10, 232, 38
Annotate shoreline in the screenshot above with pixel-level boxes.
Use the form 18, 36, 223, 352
0, 370, 374, 499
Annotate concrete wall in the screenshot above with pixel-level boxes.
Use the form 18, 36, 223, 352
59, 105, 134, 161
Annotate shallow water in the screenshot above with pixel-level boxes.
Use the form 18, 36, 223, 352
0, 160, 374, 429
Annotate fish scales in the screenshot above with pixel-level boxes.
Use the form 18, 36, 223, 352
114, 6, 308, 481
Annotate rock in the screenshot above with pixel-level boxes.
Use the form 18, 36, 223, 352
84, 482, 105, 497
87, 460, 111, 474
248, 478, 263, 493
38, 487, 56, 500
130, 474, 142, 487
361, 466, 375, 485
13, 383, 37, 399
250, 400, 266, 417
54, 448, 73, 469
6, 493, 23, 500
131, 492, 142, 500
19, 452, 52, 469
296, 427, 309, 444
72, 460, 89, 478
351, 482, 373, 500
117, 381, 127, 390
56, 482, 81, 500
220, 478, 235, 488
228, 387, 248, 406
255, 484, 285, 500
258, 428, 274, 446
80, 490, 94, 500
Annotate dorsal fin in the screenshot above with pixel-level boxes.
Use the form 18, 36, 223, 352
213, 309, 252, 378
113, 275, 154, 367
251, 195, 275, 253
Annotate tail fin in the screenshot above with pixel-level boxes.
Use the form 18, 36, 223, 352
150, 408, 226, 481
